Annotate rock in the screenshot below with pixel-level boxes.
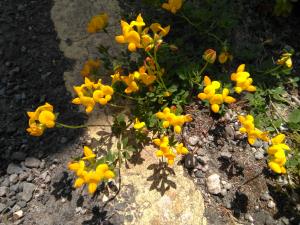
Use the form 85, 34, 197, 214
19, 172, 29, 181
197, 155, 209, 165
11, 151, 26, 161
21, 182, 36, 202
0, 186, 9, 197
0, 203, 6, 213
254, 150, 264, 160
220, 189, 227, 196
24, 157, 41, 168
225, 125, 235, 139
10, 183, 20, 193
17, 201, 27, 208
184, 154, 198, 169
2, 177, 9, 187
220, 151, 232, 159
13, 210, 24, 220
194, 170, 205, 178
39, 160, 45, 169
267, 200, 276, 209
11, 204, 21, 212
9, 174, 19, 184
45, 175, 51, 184
188, 136, 200, 146
60, 137, 68, 144
245, 213, 254, 222
206, 174, 221, 195
260, 193, 271, 201
7, 163, 23, 174
251, 139, 263, 148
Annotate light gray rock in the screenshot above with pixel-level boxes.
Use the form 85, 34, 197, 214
245, 213, 254, 222
7, 163, 23, 174
24, 157, 41, 168
206, 174, 221, 195
267, 200, 276, 209
9, 174, 19, 184
188, 136, 200, 146
21, 182, 36, 202
260, 192, 272, 201
225, 125, 235, 139
220, 151, 232, 159
254, 151, 264, 160
17, 201, 27, 208
0, 186, 9, 197
251, 139, 263, 148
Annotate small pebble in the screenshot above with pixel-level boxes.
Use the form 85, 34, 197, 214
267, 200, 276, 209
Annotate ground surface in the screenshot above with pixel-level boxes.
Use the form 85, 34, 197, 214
0, 0, 300, 225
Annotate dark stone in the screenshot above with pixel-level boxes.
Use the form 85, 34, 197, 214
184, 154, 198, 169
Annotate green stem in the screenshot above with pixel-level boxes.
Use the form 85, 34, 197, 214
56, 122, 111, 129
199, 61, 209, 77
260, 65, 282, 75
179, 12, 223, 45
108, 103, 126, 109
56, 122, 87, 129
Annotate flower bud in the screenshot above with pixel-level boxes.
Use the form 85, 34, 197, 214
203, 49, 216, 64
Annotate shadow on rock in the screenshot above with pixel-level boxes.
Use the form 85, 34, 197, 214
51, 171, 74, 201
147, 162, 176, 196
82, 206, 113, 225
231, 191, 249, 218
267, 183, 300, 224
218, 156, 244, 180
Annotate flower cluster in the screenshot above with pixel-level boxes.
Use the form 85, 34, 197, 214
72, 77, 114, 113
162, 0, 183, 14
198, 76, 236, 113
111, 63, 158, 95
153, 136, 188, 165
27, 103, 56, 136
277, 52, 293, 68
87, 13, 108, 33
80, 59, 101, 77
231, 64, 256, 94
267, 133, 290, 174
238, 115, 269, 145
68, 146, 115, 194
133, 118, 146, 130
115, 14, 170, 52
156, 107, 192, 133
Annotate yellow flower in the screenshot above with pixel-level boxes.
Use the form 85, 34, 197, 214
80, 59, 101, 77
162, 0, 183, 14
277, 52, 292, 68
121, 74, 139, 94
238, 115, 270, 145
231, 64, 256, 94
87, 13, 108, 33
72, 78, 114, 112
82, 146, 96, 160
218, 51, 233, 64
115, 15, 143, 52
111, 71, 122, 84
198, 76, 235, 113
138, 66, 156, 86
26, 102, 56, 136
203, 49, 217, 64
68, 147, 115, 195
176, 143, 188, 155
133, 118, 146, 130
155, 107, 192, 133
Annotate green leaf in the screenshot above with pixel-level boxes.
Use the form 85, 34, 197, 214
122, 137, 129, 147
288, 109, 300, 123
